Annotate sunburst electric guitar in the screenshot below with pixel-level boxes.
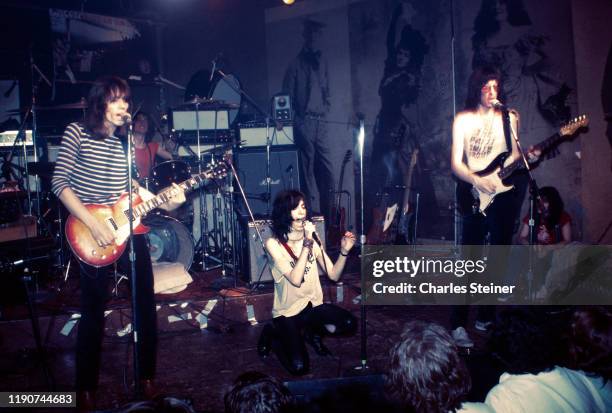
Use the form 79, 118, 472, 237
463, 115, 588, 215
66, 162, 227, 267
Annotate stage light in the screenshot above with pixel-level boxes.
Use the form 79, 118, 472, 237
283, 0, 295, 5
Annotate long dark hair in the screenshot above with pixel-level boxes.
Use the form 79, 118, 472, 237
134, 111, 155, 143
567, 307, 612, 381
85, 76, 131, 139
464, 66, 504, 110
539, 186, 564, 230
271, 190, 305, 242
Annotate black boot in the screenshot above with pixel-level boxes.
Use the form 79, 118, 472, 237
257, 323, 273, 357
304, 331, 332, 356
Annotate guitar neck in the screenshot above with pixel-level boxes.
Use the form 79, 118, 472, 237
131, 171, 209, 220
498, 131, 561, 180
533, 132, 562, 155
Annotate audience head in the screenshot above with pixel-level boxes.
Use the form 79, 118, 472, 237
567, 306, 612, 380
489, 308, 563, 375
224, 371, 294, 413
386, 320, 471, 413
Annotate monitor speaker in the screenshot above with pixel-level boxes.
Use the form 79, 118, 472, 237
234, 145, 300, 216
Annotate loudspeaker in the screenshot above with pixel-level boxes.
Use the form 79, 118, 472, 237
284, 374, 385, 407
241, 216, 325, 284
234, 145, 300, 216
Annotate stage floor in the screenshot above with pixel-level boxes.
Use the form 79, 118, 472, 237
0, 260, 500, 412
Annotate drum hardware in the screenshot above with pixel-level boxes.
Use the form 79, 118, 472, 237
143, 214, 194, 271
151, 160, 192, 194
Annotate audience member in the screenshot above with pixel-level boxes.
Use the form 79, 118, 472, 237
224, 371, 294, 413
484, 307, 607, 412
386, 320, 491, 413
565, 306, 612, 411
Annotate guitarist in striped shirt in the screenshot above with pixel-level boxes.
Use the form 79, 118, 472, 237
51, 76, 185, 410
449, 66, 521, 347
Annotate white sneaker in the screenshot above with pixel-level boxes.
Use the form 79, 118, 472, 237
475, 320, 493, 332
451, 327, 474, 348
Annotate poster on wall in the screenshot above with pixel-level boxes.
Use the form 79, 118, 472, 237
265, 0, 580, 242
49, 9, 158, 82
349, 0, 455, 240
265, 3, 354, 229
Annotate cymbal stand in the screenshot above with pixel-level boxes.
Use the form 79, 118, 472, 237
212, 69, 274, 213
224, 157, 270, 286
28, 51, 51, 228
195, 101, 218, 271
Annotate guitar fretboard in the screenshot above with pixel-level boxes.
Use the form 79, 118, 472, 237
123, 172, 210, 220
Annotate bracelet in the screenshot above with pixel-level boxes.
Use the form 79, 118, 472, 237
339, 250, 349, 257
303, 239, 314, 249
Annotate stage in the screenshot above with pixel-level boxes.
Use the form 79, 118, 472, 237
0, 259, 501, 412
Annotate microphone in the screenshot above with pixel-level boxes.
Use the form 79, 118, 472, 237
312, 231, 322, 247
122, 114, 132, 124
302, 219, 322, 246
491, 99, 506, 109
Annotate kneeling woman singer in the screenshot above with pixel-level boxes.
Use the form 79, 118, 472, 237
257, 190, 357, 375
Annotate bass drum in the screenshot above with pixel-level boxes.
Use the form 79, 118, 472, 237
151, 160, 191, 194
211, 74, 242, 125
144, 215, 194, 271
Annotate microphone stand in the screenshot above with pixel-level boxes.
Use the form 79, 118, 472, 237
356, 119, 368, 371
502, 107, 539, 302
214, 69, 274, 215
125, 118, 143, 397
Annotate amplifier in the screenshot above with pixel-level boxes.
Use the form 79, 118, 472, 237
242, 215, 325, 283
170, 109, 230, 131
172, 128, 234, 143
238, 122, 294, 147
0, 130, 33, 147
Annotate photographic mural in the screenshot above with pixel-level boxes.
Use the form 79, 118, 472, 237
266, 0, 578, 241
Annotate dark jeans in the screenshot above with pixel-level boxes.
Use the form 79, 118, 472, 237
294, 115, 334, 220
262, 302, 356, 376
451, 191, 515, 329
76, 234, 157, 391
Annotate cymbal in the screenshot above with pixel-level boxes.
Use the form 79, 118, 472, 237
174, 98, 239, 111
26, 161, 55, 177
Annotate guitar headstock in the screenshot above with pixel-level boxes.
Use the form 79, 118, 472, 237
560, 115, 589, 137
205, 161, 228, 180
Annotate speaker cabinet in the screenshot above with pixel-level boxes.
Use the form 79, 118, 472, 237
234, 145, 300, 216
241, 216, 325, 284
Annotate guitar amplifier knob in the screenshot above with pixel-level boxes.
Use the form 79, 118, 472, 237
92, 250, 97, 256
112, 249, 117, 254
101, 255, 106, 259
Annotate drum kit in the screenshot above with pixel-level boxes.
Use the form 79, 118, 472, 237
1, 70, 278, 288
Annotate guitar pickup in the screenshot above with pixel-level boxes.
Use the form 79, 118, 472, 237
106, 217, 118, 231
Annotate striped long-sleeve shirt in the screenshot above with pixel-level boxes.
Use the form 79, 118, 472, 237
51, 123, 128, 205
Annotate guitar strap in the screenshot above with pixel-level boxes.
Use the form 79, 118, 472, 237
281, 241, 299, 261
501, 108, 513, 156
